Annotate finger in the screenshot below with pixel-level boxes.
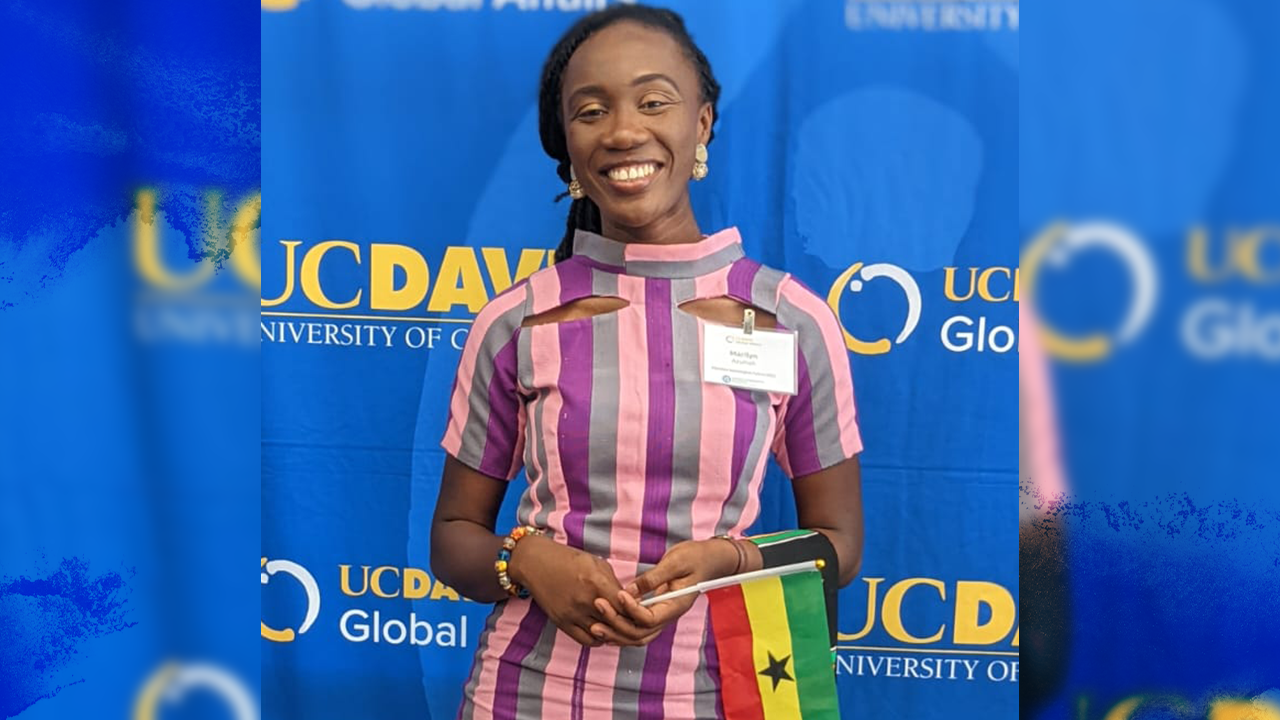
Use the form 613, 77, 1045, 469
591, 584, 626, 614
588, 622, 640, 647
589, 621, 663, 647
616, 589, 662, 625
587, 569, 627, 612
623, 591, 697, 627
636, 628, 664, 645
577, 629, 604, 647
630, 564, 684, 597
594, 598, 660, 638
559, 622, 602, 648
623, 580, 670, 598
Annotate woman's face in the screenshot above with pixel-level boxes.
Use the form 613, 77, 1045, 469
560, 21, 713, 234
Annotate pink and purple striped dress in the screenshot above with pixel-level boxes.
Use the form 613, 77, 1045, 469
441, 227, 862, 720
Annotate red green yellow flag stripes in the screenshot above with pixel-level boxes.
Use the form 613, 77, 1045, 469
707, 568, 840, 720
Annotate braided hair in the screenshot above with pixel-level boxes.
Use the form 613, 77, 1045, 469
538, 5, 721, 262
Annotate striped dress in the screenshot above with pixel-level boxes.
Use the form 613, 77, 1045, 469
441, 227, 862, 720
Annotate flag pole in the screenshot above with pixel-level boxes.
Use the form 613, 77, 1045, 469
638, 559, 823, 607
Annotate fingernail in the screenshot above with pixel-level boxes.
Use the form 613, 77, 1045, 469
624, 584, 639, 595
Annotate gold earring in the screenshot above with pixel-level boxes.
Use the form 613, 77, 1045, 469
692, 143, 709, 181
568, 166, 585, 200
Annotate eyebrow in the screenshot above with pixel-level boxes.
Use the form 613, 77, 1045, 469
565, 73, 683, 107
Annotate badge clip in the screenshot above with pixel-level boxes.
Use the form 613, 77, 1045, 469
742, 309, 755, 335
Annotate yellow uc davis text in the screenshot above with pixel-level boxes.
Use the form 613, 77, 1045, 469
840, 577, 1018, 647
264, 240, 554, 314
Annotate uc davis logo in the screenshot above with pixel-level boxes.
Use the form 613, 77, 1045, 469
826, 262, 923, 355
133, 662, 258, 720
836, 576, 1019, 684
1022, 221, 1159, 362
261, 557, 320, 642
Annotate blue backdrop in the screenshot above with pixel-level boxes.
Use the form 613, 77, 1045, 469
1023, 0, 1280, 717
0, 1, 260, 718
261, 1, 1018, 718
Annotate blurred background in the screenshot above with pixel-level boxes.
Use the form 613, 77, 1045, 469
1021, 0, 1280, 718
0, 1, 259, 718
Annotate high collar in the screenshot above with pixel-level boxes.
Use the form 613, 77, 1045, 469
570, 226, 745, 279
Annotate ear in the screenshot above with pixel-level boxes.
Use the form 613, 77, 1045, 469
696, 102, 713, 145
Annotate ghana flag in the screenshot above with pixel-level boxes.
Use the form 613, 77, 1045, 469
708, 567, 840, 720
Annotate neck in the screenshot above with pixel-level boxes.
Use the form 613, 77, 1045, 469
599, 197, 702, 247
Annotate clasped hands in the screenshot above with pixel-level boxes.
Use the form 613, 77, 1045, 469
510, 535, 740, 648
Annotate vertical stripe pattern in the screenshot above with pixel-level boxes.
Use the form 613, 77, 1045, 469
640, 277, 676, 565
440, 228, 861, 719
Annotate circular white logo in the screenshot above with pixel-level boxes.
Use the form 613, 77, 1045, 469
1022, 221, 1159, 362
133, 662, 258, 720
261, 557, 320, 642
827, 262, 923, 355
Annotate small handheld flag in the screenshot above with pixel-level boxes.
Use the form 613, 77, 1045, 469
638, 561, 840, 719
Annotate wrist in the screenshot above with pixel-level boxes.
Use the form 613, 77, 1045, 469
507, 531, 548, 588
735, 537, 764, 573
711, 535, 747, 576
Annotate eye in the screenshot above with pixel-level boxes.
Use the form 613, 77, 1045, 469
640, 97, 673, 112
574, 105, 606, 121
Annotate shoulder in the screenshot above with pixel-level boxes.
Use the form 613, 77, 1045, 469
726, 254, 833, 323
469, 274, 532, 342
776, 273, 833, 314
469, 254, 599, 336
772, 270, 845, 349
722, 256, 790, 314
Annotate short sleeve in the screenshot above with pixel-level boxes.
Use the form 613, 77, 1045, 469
440, 286, 528, 480
771, 277, 863, 478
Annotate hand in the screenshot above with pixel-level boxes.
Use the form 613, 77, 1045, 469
509, 534, 625, 647
588, 539, 740, 647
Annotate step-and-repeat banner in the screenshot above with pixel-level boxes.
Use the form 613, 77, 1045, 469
261, 1, 1018, 718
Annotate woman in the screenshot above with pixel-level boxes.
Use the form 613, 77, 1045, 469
431, 6, 864, 718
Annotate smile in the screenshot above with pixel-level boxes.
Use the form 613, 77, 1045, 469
600, 161, 662, 193
605, 162, 658, 181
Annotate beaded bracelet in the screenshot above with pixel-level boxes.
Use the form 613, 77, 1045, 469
495, 525, 544, 599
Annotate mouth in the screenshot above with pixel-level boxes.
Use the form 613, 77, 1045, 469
599, 161, 663, 194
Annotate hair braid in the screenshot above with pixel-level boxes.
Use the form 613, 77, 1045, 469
538, 5, 720, 262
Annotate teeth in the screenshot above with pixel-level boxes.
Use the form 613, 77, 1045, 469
608, 163, 656, 182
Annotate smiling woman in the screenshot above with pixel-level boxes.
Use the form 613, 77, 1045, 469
428, 5, 865, 720
538, 7, 720, 261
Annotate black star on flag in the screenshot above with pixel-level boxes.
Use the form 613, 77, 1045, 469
758, 651, 794, 691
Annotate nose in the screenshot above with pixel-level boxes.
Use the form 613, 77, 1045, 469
600, 106, 651, 150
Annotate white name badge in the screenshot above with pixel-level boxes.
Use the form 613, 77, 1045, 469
702, 322, 798, 395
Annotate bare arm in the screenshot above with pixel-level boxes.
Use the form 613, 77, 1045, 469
791, 455, 864, 586
429, 455, 512, 603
